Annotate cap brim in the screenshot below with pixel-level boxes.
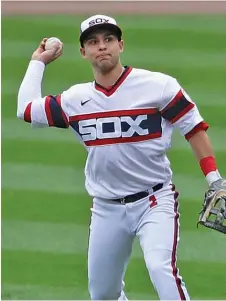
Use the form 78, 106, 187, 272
80, 23, 122, 46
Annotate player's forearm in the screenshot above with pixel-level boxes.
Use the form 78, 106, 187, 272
189, 130, 214, 160
189, 130, 221, 185
17, 60, 45, 119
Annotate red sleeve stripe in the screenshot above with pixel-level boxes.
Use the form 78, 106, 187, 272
24, 102, 32, 123
161, 90, 183, 113
45, 95, 69, 128
185, 121, 209, 141
56, 95, 69, 127
170, 103, 194, 123
45, 96, 54, 126
161, 90, 195, 124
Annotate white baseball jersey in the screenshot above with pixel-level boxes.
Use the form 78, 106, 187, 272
17, 61, 208, 199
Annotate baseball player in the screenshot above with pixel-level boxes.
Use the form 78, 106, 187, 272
17, 15, 226, 300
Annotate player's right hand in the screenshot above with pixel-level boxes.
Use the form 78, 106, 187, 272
31, 38, 63, 65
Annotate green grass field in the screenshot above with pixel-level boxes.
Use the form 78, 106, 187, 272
2, 14, 226, 300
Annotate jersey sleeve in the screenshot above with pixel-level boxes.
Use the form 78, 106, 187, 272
23, 93, 69, 128
159, 76, 209, 139
17, 60, 69, 128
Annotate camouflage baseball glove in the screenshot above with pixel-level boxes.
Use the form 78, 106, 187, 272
198, 179, 226, 234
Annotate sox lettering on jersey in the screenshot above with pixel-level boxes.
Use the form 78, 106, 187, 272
79, 115, 148, 141
69, 109, 162, 146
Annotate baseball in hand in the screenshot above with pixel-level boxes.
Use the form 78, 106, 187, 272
45, 37, 63, 54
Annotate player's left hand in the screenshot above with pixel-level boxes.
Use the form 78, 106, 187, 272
197, 178, 226, 234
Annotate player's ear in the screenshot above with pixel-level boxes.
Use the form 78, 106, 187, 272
80, 47, 87, 58
119, 40, 124, 53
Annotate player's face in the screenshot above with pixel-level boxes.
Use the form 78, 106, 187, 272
80, 30, 124, 73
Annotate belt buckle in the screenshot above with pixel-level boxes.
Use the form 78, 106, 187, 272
120, 197, 126, 204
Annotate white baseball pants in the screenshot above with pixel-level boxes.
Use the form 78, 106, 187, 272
88, 184, 190, 300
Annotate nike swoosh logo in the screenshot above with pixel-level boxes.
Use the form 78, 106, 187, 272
81, 99, 91, 106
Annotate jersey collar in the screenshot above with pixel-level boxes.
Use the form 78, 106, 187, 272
94, 66, 132, 97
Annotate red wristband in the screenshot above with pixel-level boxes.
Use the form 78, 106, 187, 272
199, 156, 217, 176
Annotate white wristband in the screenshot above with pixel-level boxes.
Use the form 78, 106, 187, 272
206, 170, 222, 186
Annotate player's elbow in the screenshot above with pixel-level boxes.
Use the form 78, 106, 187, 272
17, 108, 24, 119
17, 101, 32, 123
17, 95, 25, 119
17, 103, 26, 120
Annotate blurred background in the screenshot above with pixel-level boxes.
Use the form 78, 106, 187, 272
2, 1, 226, 299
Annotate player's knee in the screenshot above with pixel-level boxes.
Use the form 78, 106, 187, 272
145, 250, 171, 278
148, 260, 169, 276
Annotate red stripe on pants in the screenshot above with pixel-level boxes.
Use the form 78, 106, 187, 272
171, 190, 186, 300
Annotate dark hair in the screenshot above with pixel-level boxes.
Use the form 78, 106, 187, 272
80, 23, 122, 47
